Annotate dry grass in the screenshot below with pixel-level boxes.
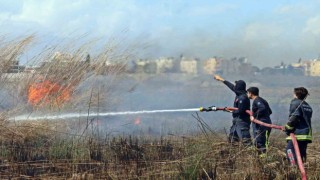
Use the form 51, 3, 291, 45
0, 127, 319, 179
0, 34, 130, 156
0, 34, 131, 112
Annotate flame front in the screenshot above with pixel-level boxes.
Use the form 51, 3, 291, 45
28, 80, 71, 107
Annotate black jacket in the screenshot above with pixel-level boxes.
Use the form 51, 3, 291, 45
252, 96, 272, 120
286, 98, 313, 141
223, 80, 250, 120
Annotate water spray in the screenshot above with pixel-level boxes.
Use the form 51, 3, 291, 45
10, 108, 201, 121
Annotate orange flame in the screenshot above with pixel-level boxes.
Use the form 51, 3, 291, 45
28, 80, 71, 107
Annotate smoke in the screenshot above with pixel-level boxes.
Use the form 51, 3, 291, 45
2, 34, 320, 137
141, 23, 320, 68
6, 70, 320, 136
82, 73, 320, 136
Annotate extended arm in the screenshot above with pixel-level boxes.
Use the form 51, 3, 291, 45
214, 75, 235, 93
223, 80, 235, 92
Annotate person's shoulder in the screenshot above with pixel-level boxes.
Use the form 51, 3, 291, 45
291, 98, 302, 105
254, 97, 262, 105
302, 101, 312, 109
238, 94, 250, 101
290, 99, 302, 110
302, 100, 310, 105
257, 96, 269, 104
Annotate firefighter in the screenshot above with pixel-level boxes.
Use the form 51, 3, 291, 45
213, 75, 251, 145
284, 87, 312, 163
246, 87, 272, 155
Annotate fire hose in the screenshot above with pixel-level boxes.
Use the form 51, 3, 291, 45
200, 106, 307, 180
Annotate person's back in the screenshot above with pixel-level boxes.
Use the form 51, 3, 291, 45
284, 87, 312, 163
252, 96, 272, 120
247, 87, 272, 154
288, 98, 312, 140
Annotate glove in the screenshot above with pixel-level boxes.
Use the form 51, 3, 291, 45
284, 124, 295, 136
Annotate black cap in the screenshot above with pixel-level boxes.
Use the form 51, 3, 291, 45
247, 87, 259, 96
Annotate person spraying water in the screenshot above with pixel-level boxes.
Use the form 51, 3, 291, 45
210, 75, 252, 146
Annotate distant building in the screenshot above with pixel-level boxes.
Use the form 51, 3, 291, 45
134, 59, 148, 73
102, 60, 126, 74
301, 61, 311, 76
134, 59, 157, 74
203, 57, 218, 74
238, 63, 254, 75
6, 60, 25, 73
41, 52, 74, 69
180, 57, 198, 74
291, 59, 320, 76
144, 61, 157, 74
23, 67, 37, 73
223, 58, 241, 74
37, 52, 91, 76
155, 57, 174, 73
215, 57, 252, 75
287, 65, 304, 76
51, 52, 72, 64
272, 63, 286, 75
309, 59, 320, 76
261, 61, 304, 76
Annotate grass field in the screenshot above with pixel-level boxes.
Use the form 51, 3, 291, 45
0, 123, 319, 179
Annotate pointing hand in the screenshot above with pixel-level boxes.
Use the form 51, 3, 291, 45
213, 75, 224, 82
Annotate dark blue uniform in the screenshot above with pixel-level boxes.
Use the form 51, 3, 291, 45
223, 80, 251, 145
251, 97, 272, 153
285, 98, 313, 162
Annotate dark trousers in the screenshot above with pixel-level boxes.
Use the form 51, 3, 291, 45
286, 140, 309, 164
229, 117, 251, 146
252, 118, 271, 153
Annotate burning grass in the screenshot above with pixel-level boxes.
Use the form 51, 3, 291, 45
28, 80, 72, 107
0, 34, 134, 110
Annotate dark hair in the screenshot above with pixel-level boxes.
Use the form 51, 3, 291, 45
294, 87, 309, 100
247, 87, 259, 96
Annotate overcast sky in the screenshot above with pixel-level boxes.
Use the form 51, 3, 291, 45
1, 0, 320, 67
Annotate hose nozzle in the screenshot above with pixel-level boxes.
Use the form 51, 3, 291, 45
200, 106, 217, 112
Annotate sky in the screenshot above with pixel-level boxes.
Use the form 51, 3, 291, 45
1, 0, 320, 67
